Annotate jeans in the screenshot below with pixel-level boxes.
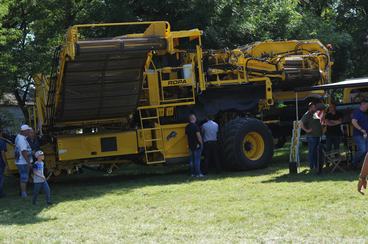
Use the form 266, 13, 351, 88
16, 164, 29, 183
326, 136, 340, 152
353, 135, 368, 166
189, 147, 202, 176
203, 141, 221, 174
307, 137, 320, 169
0, 164, 4, 196
33, 181, 51, 204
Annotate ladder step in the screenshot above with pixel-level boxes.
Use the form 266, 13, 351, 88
141, 116, 159, 120
146, 160, 166, 164
145, 149, 164, 153
144, 138, 162, 142
141, 128, 162, 131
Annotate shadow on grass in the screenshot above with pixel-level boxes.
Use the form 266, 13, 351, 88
0, 203, 57, 225
262, 168, 358, 184
0, 161, 285, 225
0, 146, 353, 225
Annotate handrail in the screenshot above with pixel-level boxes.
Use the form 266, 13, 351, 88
72, 21, 170, 31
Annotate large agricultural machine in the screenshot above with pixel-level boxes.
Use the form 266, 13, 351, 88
6, 21, 332, 176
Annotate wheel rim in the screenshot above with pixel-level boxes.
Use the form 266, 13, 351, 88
242, 132, 265, 161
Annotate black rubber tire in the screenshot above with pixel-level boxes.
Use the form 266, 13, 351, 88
220, 118, 274, 170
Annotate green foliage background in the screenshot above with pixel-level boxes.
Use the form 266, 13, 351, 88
0, 0, 367, 101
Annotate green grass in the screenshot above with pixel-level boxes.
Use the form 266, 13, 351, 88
0, 147, 367, 243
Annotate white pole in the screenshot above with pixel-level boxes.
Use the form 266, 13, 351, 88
295, 92, 299, 122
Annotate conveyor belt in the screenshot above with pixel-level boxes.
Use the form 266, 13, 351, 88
55, 37, 166, 122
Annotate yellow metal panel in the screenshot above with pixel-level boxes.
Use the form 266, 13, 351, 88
166, 107, 174, 116
196, 45, 206, 91
161, 79, 192, 87
158, 108, 165, 117
143, 22, 168, 37
170, 29, 202, 39
57, 131, 138, 161
265, 78, 273, 105
4, 144, 17, 174
137, 130, 153, 148
160, 123, 189, 158
147, 71, 160, 106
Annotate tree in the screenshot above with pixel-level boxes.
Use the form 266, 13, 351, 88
0, 0, 368, 121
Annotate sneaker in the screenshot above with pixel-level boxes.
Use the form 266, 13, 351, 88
21, 192, 28, 198
197, 174, 205, 178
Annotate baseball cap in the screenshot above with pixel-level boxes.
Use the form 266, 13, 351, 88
20, 124, 32, 131
34, 150, 44, 158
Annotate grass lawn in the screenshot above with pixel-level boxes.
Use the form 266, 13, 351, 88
0, 147, 367, 243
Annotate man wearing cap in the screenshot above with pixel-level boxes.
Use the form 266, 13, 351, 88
15, 124, 33, 197
300, 102, 323, 170
351, 99, 368, 168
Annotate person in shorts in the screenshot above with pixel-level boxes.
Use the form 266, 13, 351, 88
32, 150, 52, 205
15, 124, 33, 197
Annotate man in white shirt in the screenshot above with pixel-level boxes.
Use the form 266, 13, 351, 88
15, 124, 33, 197
201, 117, 221, 174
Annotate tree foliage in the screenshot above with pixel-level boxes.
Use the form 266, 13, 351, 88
0, 0, 367, 112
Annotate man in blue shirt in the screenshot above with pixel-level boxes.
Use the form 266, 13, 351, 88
0, 128, 8, 198
351, 99, 368, 168
201, 116, 221, 174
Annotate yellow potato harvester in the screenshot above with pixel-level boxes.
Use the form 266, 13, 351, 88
6, 21, 332, 175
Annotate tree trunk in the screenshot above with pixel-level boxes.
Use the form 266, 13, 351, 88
14, 88, 29, 123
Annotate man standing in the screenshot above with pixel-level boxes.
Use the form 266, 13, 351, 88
300, 102, 323, 170
15, 124, 33, 197
0, 128, 7, 198
185, 114, 204, 177
351, 99, 368, 168
201, 116, 221, 174
325, 102, 343, 152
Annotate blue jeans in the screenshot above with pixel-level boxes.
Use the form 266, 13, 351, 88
0, 164, 4, 195
189, 147, 202, 176
353, 135, 368, 166
33, 181, 51, 204
16, 164, 29, 183
307, 137, 320, 169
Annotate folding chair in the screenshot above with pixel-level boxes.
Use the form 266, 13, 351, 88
324, 149, 345, 172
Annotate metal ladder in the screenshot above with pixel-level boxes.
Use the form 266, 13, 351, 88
138, 107, 166, 164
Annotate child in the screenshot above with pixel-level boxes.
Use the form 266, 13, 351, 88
32, 150, 52, 205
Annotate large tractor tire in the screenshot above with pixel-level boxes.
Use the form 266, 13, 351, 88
221, 118, 274, 170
